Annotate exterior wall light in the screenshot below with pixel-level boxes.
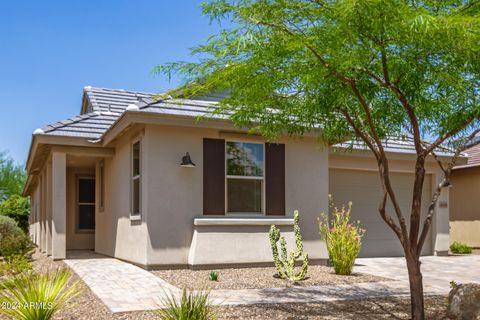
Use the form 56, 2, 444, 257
180, 152, 196, 167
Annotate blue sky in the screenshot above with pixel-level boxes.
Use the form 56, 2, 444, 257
0, 1, 223, 164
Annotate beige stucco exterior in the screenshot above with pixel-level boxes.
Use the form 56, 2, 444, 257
95, 125, 149, 266
450, 166, 480, 247
142, 124, 329, 267
26, 113, 453, 267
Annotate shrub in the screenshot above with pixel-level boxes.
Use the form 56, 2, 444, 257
450, 241, 473, 254
269, 210, 308, 282
0, 195, 30, 233
0, 268, 81, 320
156, 288, 218, 320
0, 215, 34, 258
0, 255, 32, 277
319, 197, 365, 275
209, 271, 218, 282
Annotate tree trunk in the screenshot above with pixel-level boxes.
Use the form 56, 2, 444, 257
406, 253, 425, 320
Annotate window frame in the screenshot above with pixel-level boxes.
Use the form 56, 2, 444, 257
130, 139, 142, 219
75, 175, 96, 234
98, 160, 105, 212
225, 140, 265, 215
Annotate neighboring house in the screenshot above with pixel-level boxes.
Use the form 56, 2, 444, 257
450, 143, 480, 248
24, 86, 455, 268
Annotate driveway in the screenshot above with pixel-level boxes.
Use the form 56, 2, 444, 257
354, 255, 480, 293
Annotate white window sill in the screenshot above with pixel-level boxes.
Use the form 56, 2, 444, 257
129, 214, 142, 221
194, 217, 294, 226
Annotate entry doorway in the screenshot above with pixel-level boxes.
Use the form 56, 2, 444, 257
76, 176, 95, 233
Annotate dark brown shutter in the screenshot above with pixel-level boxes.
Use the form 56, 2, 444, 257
203, 138, 225, 215
265, 143, 286, 215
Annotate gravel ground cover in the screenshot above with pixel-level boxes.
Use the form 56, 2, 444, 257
220, 296, 452, 319
0, 252, 451, 319
152, 265, 389, 290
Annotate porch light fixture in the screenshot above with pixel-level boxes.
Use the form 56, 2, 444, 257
180, 152, 196, 168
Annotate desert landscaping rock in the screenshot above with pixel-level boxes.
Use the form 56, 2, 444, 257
448, 283, 480, 320
152, 265, 388, 290
220, 296, 452, 320
0, 251, 455, 320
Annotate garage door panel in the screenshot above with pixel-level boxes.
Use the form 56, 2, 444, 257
329, 169, 432, 257
360, 240, 404, 257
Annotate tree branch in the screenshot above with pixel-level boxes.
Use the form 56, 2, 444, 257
425, 116, 476, 154
340, 109, 380, 160
381, 49, 390, 85
378, 190, 404, 242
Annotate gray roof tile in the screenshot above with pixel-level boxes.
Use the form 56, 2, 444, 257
41, 110, 118, 140
37, 86, 454, 157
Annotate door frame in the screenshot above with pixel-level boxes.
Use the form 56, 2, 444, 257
75, 175, 96, 234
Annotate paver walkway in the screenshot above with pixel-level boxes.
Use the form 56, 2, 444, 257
64, 251, 480, 313
64, 251, 179, 312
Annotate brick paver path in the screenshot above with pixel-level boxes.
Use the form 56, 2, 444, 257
64, 251, 480, 313
64, 251, 179, 312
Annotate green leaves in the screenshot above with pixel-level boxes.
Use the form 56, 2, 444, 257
319, 197, 365, 276
156, 289, 218, 320
0, 268, 81, 320
0, 195, 30, 233
0, 152, 26, 203
155, 0, 479, 147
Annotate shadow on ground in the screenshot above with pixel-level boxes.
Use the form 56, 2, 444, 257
220, 296, 452, 320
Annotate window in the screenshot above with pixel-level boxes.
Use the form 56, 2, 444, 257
131, 140, 141, 216
77, 177, 95, 232
99, 160, 105, 212
226, 141, 264, 213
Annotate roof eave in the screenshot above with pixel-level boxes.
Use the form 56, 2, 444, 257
99, 110, 321, 146
329, 145, 465, 162
23, 134, 102, 196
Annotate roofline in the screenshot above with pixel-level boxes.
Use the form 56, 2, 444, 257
453, 162, 480, 170
100, 111, 233, 145
329, 146, 466, 163
100, 110, 323, 146
25, 135, 38, 173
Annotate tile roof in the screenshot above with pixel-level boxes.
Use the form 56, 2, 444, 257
34, 86, 457, 157
83, 86, 153, 114
332, 136, 456, 157
35, 87, 223, 140
40, 111, 119, 140
455, 142, 480, 169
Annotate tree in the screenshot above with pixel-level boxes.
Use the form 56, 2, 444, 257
155, 1, 480, 319
0, 152, 26, 202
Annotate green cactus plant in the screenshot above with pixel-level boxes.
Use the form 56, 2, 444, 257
269, 210, 308, 281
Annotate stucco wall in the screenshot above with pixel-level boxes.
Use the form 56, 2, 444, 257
143, 124, 329, 267
95, 126, 148, 265
450, 166, 480, 247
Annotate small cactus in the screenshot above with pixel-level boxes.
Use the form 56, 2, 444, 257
269, 210, 308, 281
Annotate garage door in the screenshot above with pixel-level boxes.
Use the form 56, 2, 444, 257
329, 169, 432, 257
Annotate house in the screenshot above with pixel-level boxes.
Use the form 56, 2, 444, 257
24, 86, 454, 269
450, 142, 480, 248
